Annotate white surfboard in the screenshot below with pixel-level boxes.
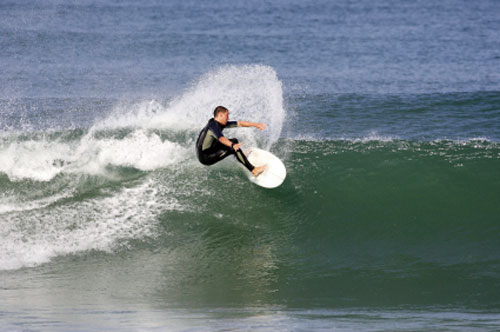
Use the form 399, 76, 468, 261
246, 148, 286, 188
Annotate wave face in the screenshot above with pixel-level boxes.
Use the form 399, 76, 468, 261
2, 126, 500, 309
0, 65, 285, 269
2, 0, 500, 329
1, 65, 500, 310
261, 139, 500, 308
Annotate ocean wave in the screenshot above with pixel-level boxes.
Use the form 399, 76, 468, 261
0, 65, 287, 270
0, 178, 175, 271
0, 65, 285, 183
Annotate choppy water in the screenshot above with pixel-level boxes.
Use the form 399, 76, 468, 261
1, 0, 500, 331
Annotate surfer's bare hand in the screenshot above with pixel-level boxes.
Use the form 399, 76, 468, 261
255, 123, 266, 130
233, 143, 242, 151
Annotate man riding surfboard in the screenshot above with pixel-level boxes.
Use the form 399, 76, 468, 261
196, 106, 267, 176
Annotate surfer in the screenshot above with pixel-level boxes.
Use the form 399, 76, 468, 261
196, 106, 267, 176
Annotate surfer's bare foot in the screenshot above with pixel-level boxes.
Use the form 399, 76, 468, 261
252, 165, 267, 177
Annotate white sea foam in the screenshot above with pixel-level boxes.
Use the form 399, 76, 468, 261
0, 130, 188, 182
350, 132, 400, 143
94, 65, 285, 148
292, 131, 400, 143
0, 139, 72, 182
291, 134, 497, 144
0, 65, 285, 183
71, 130, 189, 174
0, 191, 73, 215
0, 65, 287, 270
166, 64, 285, 147
0, 178, 179, 271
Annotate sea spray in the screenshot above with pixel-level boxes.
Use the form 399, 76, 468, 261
0, 65, 285, 183
0, 65, 287, 270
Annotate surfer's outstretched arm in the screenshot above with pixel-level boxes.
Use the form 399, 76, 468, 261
236, 121, 266, 130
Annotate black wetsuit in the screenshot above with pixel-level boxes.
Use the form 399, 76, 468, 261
196, 118, 255, 171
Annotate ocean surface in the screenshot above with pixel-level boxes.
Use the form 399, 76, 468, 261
1, 0, 500, 331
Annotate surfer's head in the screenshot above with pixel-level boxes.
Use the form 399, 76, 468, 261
214, 106, 229, 125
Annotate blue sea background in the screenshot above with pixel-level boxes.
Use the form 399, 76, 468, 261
1, 0, 500, 331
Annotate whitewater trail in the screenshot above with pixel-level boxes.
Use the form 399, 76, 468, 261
0, 65, 287, 270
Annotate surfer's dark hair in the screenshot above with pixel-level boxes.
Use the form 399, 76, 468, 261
214, 106, 228, 117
